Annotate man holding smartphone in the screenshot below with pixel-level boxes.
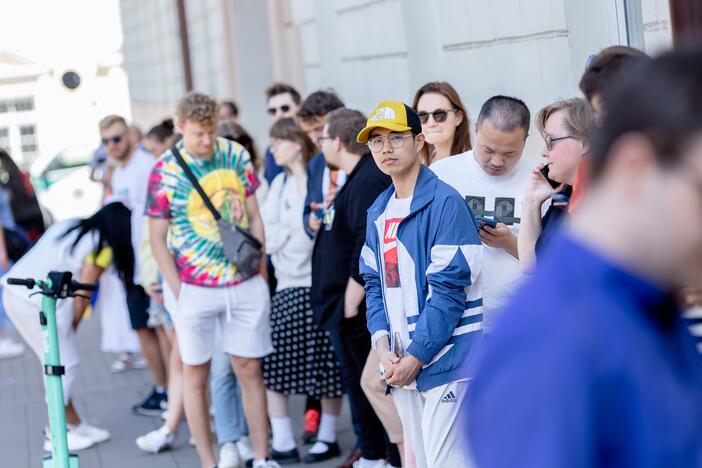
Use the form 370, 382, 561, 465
431, 95, 532, 331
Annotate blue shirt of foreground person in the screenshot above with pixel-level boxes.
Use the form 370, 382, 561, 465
467, 48, 702, 468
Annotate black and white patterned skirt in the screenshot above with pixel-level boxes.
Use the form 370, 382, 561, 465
263, 287, 343, 399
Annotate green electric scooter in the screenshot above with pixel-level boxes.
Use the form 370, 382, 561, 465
7, 271, 96, 468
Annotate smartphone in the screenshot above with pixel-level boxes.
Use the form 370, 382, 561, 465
539, 165, 561, 189
476, 215, 497, 229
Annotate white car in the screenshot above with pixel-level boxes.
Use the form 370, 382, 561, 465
30, 144, 103, 221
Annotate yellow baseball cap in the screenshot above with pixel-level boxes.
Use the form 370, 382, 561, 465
356, 100, 423, 143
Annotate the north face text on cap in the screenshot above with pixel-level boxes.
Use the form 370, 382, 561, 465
370, 107, 397, 122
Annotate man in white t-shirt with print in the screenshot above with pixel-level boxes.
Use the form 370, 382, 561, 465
431, 95, 531, 331
100, 115, 169, 415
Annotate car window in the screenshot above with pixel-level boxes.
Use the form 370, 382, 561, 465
46, 146, 92, 173
41, 146, 92, 186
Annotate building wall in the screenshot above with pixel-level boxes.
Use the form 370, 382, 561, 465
0, 0, 131, 167
119, 0, 672, 156
267, 0, 673, 156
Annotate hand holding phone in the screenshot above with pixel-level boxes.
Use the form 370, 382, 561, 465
476, 215, 498, 229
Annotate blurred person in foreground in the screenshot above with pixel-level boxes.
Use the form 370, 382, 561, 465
468, 48, 702, 468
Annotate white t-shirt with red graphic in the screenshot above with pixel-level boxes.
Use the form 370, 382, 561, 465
381, 192, 416, 389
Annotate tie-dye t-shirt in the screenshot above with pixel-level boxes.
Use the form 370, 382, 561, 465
145, 137, 260, 287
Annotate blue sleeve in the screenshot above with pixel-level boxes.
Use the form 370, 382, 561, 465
360, 212, 390, 345
467, 310, 595, 468
406, 195, 483, 364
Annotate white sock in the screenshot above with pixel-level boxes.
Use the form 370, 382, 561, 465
308, 412, 338, 454
270, 416, 296, 451
316, 412, 337, 443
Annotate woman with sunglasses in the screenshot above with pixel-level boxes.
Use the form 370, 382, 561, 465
412, 81, 472, 165
518, 98, 597, 270
261, 118, 344, 464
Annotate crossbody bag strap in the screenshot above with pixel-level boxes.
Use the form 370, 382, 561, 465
170, 146, 221, 221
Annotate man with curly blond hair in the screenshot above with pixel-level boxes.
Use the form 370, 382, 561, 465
146, 92, 278, 468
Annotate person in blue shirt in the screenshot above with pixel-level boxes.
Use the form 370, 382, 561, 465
468, 47, 702, 468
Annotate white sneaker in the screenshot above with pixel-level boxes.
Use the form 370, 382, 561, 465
43, 427, 93, 452
131, 354, 148, 369
135, 425, 175, 454
68, 422, 110, 444
352, 458, 388, 468
236, 436, 254, 464
0, 336, 24, 359
110, 353, 130, 373
219, 441, 242, 468
252, 460, 281, 468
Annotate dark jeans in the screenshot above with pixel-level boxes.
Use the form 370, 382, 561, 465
328, 314, 400, 465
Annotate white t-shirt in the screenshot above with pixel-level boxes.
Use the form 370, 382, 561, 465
430, 150, 531, 331
109, 147, 155, 284
2, 220, 98, 306
261, 172, 314, 291
381, 192, 416, 389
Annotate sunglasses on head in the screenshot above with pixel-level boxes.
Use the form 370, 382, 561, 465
101, 134, 124, 145
267, 105, 291, 115
417, 108, 458, 124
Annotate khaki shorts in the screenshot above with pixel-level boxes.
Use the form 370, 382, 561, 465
163, 275, 273, 365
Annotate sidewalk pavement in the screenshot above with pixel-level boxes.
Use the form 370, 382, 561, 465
0, 311, 355, 468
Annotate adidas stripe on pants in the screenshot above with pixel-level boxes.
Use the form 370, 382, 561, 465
392, 381, 473, 468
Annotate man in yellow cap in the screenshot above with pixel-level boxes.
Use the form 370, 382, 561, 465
359, 101, 484, 467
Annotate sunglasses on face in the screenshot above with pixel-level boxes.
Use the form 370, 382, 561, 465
101, 134, 124, 146
417, 108, 458, 124
268, 105, 291, 115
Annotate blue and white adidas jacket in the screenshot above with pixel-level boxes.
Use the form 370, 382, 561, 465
360, 166, 484, 392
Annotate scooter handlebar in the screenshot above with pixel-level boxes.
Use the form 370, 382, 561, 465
6, 278, 36, 289
71, 280, 97, 292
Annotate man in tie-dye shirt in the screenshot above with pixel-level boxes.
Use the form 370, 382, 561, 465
146, 92, 276, 468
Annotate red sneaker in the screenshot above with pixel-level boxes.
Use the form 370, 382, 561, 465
302, 408, 320, 445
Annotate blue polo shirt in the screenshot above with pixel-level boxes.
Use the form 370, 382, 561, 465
468, 234, 702, 468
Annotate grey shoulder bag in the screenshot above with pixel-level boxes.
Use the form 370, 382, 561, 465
171, 146, 262, 277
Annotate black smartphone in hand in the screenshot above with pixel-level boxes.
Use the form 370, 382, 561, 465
539, 165, 561, 189
476, 215, 498, 229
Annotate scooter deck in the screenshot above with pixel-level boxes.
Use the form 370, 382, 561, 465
43, 453, 80, 468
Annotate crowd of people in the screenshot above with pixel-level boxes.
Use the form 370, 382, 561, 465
1, 43, 702, 468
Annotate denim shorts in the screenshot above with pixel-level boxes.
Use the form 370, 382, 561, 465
147, 298, 173, 328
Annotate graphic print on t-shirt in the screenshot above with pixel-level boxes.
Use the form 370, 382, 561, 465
384, 217, 403, 288
465, 195, 519, 225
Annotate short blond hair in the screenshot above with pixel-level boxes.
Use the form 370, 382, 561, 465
536, 98, 597, 147
176, 92, 218, 126
99, 114, 127, 131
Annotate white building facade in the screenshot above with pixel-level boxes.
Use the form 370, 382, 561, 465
119, 0, 673, 154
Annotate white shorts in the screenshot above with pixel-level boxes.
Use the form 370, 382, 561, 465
2, 291, 78, 405
163, 275, 273, 366
393, 380, 473, 468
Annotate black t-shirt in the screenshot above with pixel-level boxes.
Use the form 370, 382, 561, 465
310, 154, 391, 330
